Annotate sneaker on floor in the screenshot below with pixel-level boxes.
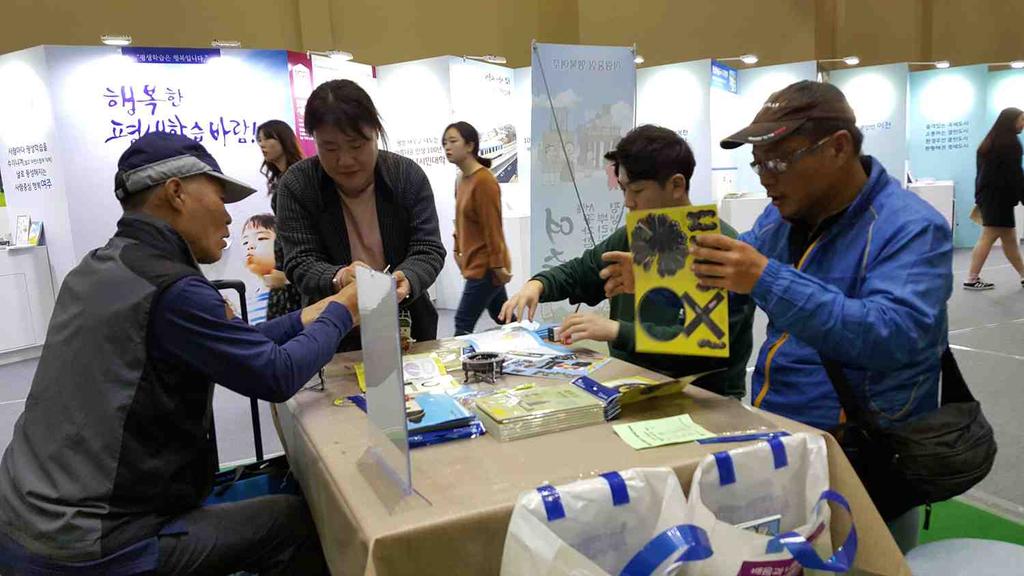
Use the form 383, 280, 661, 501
963, 279, 995, 291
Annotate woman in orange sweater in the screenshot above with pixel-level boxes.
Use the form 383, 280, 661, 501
443, 121, 512, 335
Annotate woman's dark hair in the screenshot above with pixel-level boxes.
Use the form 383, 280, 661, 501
443, 121, 492, 168
978, 107, 1023, 159
304, 79, 386, 144
257, 120, 304, 193
603, 124, 694, 188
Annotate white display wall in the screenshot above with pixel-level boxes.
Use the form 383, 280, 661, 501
377, 56, 519, 310
830, 63, 910, 183
311, 54, 377, 98
637, 59, 712, 205
0, 47, 75, 287
512, 66, 532, 218
733, 61, 818, 196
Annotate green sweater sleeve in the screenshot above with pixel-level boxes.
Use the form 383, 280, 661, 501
531, 228, 628, 307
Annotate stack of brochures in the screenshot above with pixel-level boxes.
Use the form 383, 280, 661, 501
473, 383, 605, 441
355, 352, 452, 393
343, 394, 484, 448
456, 325, 569, 358
407, 393, 477, 434
573, 371, 717, 421
502, 348, 611, 378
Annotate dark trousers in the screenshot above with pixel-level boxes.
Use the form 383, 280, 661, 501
155, 495, 328, 576
454, 273, 508, 336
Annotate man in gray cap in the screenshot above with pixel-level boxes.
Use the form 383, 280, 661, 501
689, 81, 952, 549
0, 132, 352, 574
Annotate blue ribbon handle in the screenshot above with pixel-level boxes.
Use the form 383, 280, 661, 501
620, 524, 713, 576
696, 431, 791, 444
600, 471, 631, 506
768, 489, 858, 572
536, 484, 566, 522
768, 435, 788, 469
713, 451, 736, 486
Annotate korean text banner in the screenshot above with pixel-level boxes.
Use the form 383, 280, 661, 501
908, 64, 988, 247
530, 43, 635, 323
44, 47, 292, 316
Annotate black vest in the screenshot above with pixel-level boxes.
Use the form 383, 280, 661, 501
0, 214, 218, 561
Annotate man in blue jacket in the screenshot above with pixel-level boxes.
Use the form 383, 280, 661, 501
694, 79, 952, 429
691, 81, 952, 545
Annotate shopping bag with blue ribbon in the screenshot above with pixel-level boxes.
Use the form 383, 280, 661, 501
682, 433, 857, 575
500, 467, 713, 576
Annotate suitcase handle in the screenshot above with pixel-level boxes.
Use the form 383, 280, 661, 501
210, 279, 264, 463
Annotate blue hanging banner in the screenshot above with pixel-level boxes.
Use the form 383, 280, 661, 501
121, 47, 221, 65
711, 61, 738, 94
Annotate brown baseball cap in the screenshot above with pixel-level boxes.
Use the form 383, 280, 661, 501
720, 80, 857, 149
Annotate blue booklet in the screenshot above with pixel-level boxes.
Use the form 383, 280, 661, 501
345, 394, 484, 448
407, 394, 476, 434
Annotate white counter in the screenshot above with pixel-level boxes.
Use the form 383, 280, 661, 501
720, 195, 771, 234
907, 180, 955, 229
0, 245, 55, 364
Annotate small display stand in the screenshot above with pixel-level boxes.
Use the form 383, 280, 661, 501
355, 267, 430, 512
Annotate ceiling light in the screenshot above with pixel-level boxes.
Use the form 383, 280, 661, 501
101, 35, 132, 47
1011, 60, 1024, 69
327, 50, 354, 61
717, 54, 759, 66
820, 56, 861, 67
211, 40, 241, 48
634, 54, 645, 65
935, 60, 950, 69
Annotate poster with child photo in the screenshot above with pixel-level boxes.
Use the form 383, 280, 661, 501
240, 213, 278, 324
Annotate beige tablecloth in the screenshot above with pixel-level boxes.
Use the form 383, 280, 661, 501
278, 341, 910, 576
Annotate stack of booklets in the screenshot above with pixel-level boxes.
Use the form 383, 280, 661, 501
407, 394, 477, 434
473, 383, 605, 441
344, 393, 485, 448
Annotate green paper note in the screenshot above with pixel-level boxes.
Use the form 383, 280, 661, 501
613, 414, 716, 450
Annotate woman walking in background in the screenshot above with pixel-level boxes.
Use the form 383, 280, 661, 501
965, 107, 1024, 290
256, 119, 306, 318
444, 121, 512, 335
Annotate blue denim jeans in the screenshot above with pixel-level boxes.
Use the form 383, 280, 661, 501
454, 271, 508, 336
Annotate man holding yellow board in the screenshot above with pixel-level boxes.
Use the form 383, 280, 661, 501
500, 125, 754, 399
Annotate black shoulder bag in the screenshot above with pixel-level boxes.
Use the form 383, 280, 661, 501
821, 348, 997, 524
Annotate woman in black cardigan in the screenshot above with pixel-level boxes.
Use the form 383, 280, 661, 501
276, 80, 446, 350
965, 107, 1024, 290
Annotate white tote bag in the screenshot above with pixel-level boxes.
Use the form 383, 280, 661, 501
501, 467, 713, 576
682, 433, 857, 576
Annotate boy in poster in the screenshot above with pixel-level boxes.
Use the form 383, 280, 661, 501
241, 213, 278, 324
